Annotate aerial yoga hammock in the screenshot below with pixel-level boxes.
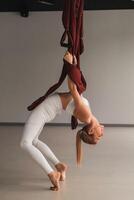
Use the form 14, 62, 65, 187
27, 0, 87, 129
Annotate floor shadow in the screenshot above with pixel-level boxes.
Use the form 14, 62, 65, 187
0, 168, 50, 192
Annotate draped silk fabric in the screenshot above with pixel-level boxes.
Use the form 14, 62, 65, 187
27, 0, 87, 129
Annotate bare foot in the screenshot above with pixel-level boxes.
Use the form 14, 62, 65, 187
55, 162, 68, 181
48, 171, 61, 191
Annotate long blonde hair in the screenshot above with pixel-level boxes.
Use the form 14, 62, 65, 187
76, 128, 97, 166
76, 131, 83, 166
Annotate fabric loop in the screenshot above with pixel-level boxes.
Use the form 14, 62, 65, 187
60, 30, 73, 49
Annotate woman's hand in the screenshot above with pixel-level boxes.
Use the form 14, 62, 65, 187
63, 51, 77, 65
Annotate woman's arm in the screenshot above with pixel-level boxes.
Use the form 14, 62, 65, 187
67, 76, 82, 106
68, 76, 92, 124
64, 51, 81, 105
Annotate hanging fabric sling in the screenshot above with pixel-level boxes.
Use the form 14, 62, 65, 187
27, 0, 87, 129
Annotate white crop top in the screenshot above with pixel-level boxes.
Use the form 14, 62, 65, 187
65, 94, 90, 115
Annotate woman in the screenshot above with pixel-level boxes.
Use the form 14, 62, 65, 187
20, 52, 104, 191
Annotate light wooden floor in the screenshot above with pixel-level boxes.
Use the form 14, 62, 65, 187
0, 125, 134, 200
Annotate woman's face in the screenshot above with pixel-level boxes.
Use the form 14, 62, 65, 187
90, 125, 104, 142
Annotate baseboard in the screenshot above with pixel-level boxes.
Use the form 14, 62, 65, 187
0, 122, 134, 127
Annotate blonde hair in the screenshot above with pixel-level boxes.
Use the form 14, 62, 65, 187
76, 131, 83, 166
76, 129, 97, 166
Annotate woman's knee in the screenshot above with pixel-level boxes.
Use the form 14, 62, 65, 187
20, 139, 32, 150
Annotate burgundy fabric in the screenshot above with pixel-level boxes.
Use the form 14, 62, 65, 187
27, 59, 87, 111
27, 0, 86, 130
60, 0, 84, 65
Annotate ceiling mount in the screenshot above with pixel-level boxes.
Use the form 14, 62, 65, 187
37, 0, 54, 6
19, 0, 31, 17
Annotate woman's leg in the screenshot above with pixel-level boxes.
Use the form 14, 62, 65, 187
33, 137, 60, 166
33, 130, 68, 180
20, 122, 61, 190
20, 123, 54, 175
33, 137, 68, 181
20, 94, 66, 189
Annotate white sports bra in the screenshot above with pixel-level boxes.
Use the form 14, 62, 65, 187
65, 94, 90, 115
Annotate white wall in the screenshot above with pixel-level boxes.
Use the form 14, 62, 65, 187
0, 10, 134, 124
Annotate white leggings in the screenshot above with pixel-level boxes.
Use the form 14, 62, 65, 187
20, 94, 63, 175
